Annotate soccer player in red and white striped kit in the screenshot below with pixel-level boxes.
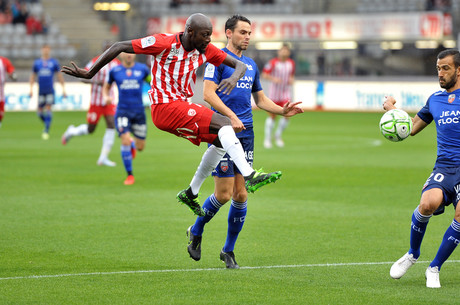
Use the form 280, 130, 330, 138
0, 56, 17, 128
262, 44, 295, 148
61, 13, 281, 216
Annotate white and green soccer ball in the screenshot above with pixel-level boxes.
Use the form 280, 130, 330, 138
379, 109, 413, 142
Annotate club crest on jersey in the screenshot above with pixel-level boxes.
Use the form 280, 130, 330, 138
141, 36, 156, 48
220, 161, 229, 172
191, 54, 198, 62
448, 94, 456, 103
126, 69, 132, 77
188, 108, 196, 116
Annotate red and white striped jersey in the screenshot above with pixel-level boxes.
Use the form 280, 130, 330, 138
85, 56, 121, 106
0, 57, 15, 102
132, 32, 227, 104
262, 57, 295, 103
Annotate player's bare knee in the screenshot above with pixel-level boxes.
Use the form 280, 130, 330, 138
233, 192, 247, 203
418, 201, 440, 215
215, 191, 232, 204
137, 142, 145, 151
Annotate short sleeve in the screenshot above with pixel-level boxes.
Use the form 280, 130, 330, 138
205, 43, 226, 67
252, 64, 263, 93
203, 63, 222, 84
417, 95, 434, 124
2, 58, 15, 74
132, 34, 167, 56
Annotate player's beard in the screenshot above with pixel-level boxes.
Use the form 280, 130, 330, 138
440, 74, 457, 90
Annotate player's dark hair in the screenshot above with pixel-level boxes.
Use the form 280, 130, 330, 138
225, 14, 251, 34
438, 49, 460, 68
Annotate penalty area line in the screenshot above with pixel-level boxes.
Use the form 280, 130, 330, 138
1, 260, 460, 281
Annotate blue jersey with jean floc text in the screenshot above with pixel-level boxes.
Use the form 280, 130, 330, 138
107, 62, 150, 113
203, 48, 262, 137
33, 58, 60, 95
417, 88, 460, 168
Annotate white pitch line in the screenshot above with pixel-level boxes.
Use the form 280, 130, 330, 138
1, 260, 460, 281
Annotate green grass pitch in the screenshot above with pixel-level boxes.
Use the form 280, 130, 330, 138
1, 109, 458, 304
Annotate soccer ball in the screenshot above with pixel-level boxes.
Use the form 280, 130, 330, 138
379, 109, 412, 142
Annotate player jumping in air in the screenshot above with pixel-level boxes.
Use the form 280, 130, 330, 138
103, 53, 151, 185
61, 13, 282, 216
182, 14, 303, 268
386, 49, 460, 288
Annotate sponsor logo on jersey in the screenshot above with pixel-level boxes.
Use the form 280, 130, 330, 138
448, 94, 456, 103
141, 36, 156, 48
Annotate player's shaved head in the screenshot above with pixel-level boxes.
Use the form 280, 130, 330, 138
185, 13, 212, 32
182, 13, 213, 53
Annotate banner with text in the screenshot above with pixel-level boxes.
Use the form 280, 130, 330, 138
148, 12, 450, 42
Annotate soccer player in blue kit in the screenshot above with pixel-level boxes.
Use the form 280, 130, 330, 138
30, 45, 66, 139
102, 53, 150, 185
386, 49, 460, 288
181, 15, 303, 268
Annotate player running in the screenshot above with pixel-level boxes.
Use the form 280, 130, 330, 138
0, 56, 17, 128
262, 43, 296, 148
61, 13, 282, 216
30, 45, 66, 139
61, 42, 121, 167
386, 49, 460, 288
103, 53, 150, 185
183, 14, 303, 268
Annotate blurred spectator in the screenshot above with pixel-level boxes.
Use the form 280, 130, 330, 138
426, 0, 452, 11
0, 0, 12, 24
0, 0, 8, 12
12, 1, 28, 24
26, 12, 43, 34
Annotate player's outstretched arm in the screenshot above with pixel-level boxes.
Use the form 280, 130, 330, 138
217, 55, 247, 95
253, 90, 303, 117
61, 41, 134, 79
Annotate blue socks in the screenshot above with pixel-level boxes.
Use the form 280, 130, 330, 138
430, 219, 460, 270
191, 194, 223, 236
38, 111, 52, 133
223, 200, 247, 253
408, 207, 432, 259
190, 194, 247, 253
121, 144, 132, 175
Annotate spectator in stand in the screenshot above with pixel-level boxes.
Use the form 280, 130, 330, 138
12, 2, 28, 24
26, 12, 43, 35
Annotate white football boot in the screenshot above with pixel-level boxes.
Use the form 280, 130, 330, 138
390, 253, 417, 279
425, 266, 441, 288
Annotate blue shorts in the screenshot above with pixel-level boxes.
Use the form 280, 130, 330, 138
422, 167, 460, 214
38, 93, 55, 108
115, 109, 147, 139
212, 129, 254, 178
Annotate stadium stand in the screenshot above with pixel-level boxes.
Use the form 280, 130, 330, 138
1, 0, 459, 77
